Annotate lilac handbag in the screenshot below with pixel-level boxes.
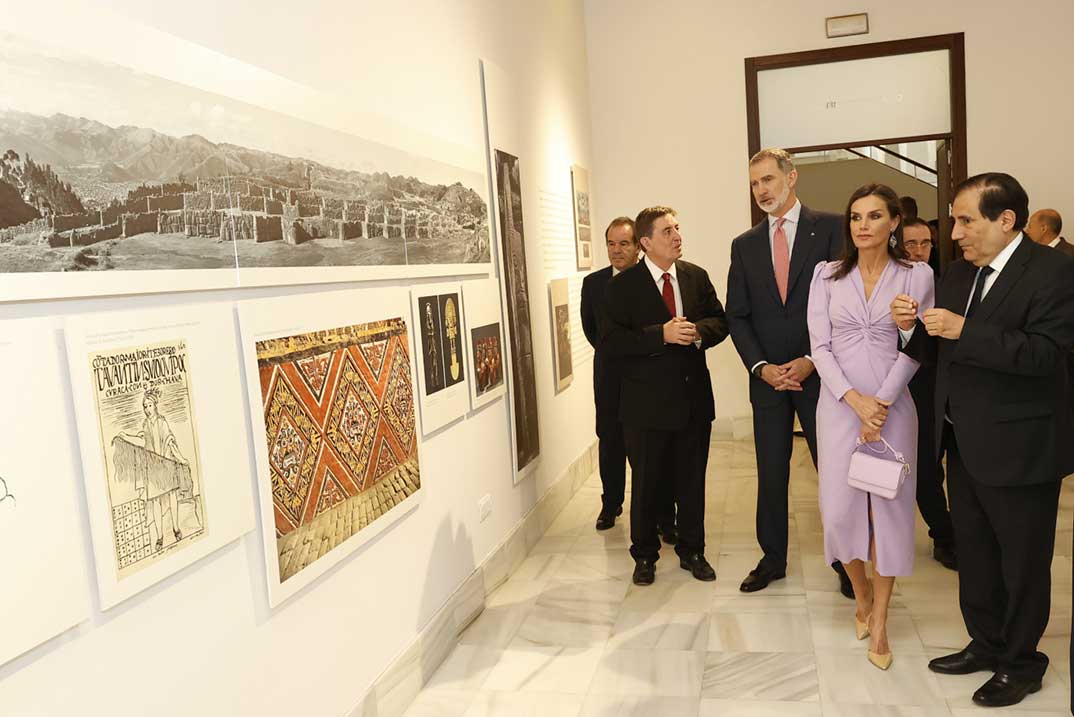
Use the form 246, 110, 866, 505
848, 437, 909, 500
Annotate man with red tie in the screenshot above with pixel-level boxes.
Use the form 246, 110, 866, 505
601, 206, 729, 585
726, 148, 853, 596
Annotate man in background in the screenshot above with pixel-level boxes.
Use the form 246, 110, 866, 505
581, 217, 640, 530
901, 195, 920, 221
902, 217, 957, 570
1025, 208, 1073, 256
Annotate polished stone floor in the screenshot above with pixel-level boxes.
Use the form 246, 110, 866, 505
404, 438, 1074, 716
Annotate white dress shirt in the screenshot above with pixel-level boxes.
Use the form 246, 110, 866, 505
898, 233, 1024, 346
1048, 236, 1061, 248
644, 255, 702, 348
768, 198, 802, 265
644, 254, 683, 316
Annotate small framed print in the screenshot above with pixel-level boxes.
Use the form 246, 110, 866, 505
825, 13, 869, 39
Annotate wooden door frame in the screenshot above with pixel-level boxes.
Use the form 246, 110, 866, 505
744, 32, 967, 227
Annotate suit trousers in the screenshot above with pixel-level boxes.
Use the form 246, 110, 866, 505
945, 424, 1060, 681
624, 421, 711, 562
597, 420, 626, 512
751, 381, 819, 570
910, 381, 955, 545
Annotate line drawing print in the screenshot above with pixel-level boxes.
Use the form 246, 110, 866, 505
90, 339, 206, 577
0, 475, 14, 507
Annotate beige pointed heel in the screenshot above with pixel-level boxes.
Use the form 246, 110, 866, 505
867, 614, 891, 669
855, 612, 871, 641
868, 650, 893, 670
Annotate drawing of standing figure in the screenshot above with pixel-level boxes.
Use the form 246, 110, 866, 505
120, 387, 189, 552
422, 301, 443, 392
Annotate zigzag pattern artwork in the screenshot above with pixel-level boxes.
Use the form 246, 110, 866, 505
256, 318, 420, 582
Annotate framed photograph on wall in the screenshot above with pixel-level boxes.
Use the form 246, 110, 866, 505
65, 303, 256, 610
410, 282, 469, 434
0, 318, 89, 666
463, 277, 507, 411
571, 165, 593, 271
481, 58, 541, 482
549, 277, 573, 392
238, 288, 422, 607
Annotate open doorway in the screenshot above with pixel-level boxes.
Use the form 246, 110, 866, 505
794, 140, 946, 273
745, 33, 966, 268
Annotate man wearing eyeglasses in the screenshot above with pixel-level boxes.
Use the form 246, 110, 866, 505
902, 217, 957, 569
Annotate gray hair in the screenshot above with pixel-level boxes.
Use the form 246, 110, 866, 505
749, 147, 795, 174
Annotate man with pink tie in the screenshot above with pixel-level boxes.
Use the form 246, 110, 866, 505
726, 148, 852, 596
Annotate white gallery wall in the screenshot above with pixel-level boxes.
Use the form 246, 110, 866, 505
584, 0, 1074, 423
0, 0, 598, 714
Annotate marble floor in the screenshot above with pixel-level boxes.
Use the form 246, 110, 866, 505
404, 438, 1074, 716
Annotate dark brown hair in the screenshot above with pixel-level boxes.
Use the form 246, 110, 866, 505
955, 172, 1029, 231
604, 216, 637, 243
830, 183, 910, 280
634, 205, 676, 243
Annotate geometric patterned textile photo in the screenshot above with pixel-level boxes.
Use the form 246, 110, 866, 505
255, 319, 420, 584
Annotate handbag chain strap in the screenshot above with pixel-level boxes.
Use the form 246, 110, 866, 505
855, 436, 908, 465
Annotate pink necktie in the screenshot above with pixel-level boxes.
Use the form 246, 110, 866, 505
773, 217, 790, 303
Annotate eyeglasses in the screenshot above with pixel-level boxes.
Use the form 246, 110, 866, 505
903, 240, 932, 250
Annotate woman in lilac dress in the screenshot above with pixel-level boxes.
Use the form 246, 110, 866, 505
807, 184, 935, 669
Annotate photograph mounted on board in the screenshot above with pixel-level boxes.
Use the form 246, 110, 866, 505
470, 322, 504, 397
255, 319, 420, 586
462, 277, 507, 412
571, 165, 593, 271
549, 278, 573, 392
493, 150, 539, 471
89, 339, 205, 578
0, 30, 490, 301
411, 283, 469, 434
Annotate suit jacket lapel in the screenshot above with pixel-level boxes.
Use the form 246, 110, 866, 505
749, 219, 782, 305
635, 260, 671, 319
941, 260, 976, 313
785, 207, 817, 299
975, 238, 1031, 321
676, 261, 694, 318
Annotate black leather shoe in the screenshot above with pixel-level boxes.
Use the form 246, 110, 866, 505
928, 648, 998, 675
972, 672, 1042, 707
659, 525, 679, 545
595, 507, 619, 531
679, 553, 716, 581
632, 558, 656, 586
838, 570, 855, 599
740, 562, 786, 593
933, 542, 958, 571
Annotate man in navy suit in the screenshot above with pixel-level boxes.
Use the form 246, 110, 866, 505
726, 148, 852, 597
581, 217, 640, 530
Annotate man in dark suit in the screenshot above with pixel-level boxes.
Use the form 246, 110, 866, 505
1025, 208, 1074, 256
602, 205, 729, 585
901, 218, 957, 570
581, 217, 640, 530
893, 173, 1074, 708
726, 148, 852, 597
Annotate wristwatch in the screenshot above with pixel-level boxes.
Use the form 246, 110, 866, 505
752, 362, 767, 377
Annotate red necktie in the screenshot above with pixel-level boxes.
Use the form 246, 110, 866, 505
661, 272, 676, 317
773, 217, 790, 303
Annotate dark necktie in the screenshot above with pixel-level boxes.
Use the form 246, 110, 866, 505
966, 265, 995, 318
661, 272, 676, 317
